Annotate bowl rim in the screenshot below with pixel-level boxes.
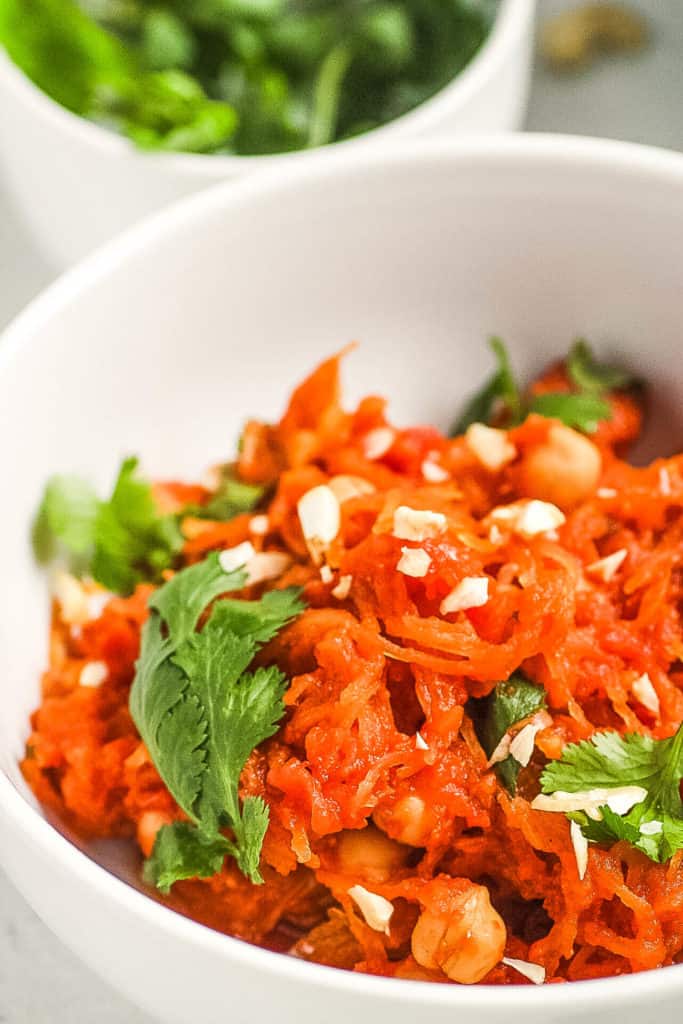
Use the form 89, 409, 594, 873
0, 0, 532, 171
3, 133, 683, 1009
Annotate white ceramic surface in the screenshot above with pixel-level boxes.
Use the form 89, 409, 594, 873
0, 0, 534, 268
2, 136, 683, 1024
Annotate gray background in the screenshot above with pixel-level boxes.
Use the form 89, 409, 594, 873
1, 1, 682, 1020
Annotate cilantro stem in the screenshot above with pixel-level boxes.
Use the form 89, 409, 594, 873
307, 41, 353, 148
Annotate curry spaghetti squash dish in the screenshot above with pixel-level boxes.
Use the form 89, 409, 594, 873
24, 341, 683, 986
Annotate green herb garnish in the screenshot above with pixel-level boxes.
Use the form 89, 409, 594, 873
129, 553, 304, 889
0, 0, 495, 155
567, 339, 637, 395
143, 821, 235, 893
192, 469, 265, 522
527, 392, 611, 433
540, 725, 683, 863
454, 337, 522, 434
454, 338, 633, 436
471, 672, 546, 793
34, 456, 183, 593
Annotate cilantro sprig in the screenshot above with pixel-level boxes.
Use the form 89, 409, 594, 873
527, 392, 612, 434
540, 725, 683, 863
567, 339, 637, 395
453, 338, 635, 436
34, 457, 183, 594
453, 337, 522, 435
470, 672, 546, 793
185, 468, 265, 522
129, 553, 304, 890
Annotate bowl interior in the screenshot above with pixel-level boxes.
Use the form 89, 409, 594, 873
2, 137, 683, 888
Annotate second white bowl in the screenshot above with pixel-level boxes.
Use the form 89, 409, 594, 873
0, 0, 534, 267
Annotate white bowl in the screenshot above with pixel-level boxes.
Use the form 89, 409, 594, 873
2, 135, 683, 1024
0, 0, 534, 268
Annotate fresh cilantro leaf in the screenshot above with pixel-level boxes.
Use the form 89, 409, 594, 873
129, 554, 247, 815
170, 631, 291, 879
182, 468, 265, 522
655, 815, 683, 862
92, 457, 184, 592
573, 805, 642, 848
147, 552, 246, 642
540, 730, 672, 793
570, 804, 661, 862
171, 624, 261, 830
0, 0, 134, 115
33, 457, 184, 594
119, 71, 238, 154
33, 475, 99, 562
143, 822, 234, 894
490, 337, 522, 420
154, 686, 208, 819
202, 472, 265, 521
567, 339, 636, 395
129, 554, 304, 889
470, 673, 546, 793
141, 9, 196, 72
541, 724, 683, 863
570, 806, 683, 864
452, 337, 523, 434
208, 588, 306, 645
528, 392, 612, 434
236, 795, 271, 881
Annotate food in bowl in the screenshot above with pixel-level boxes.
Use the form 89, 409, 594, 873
0, 0, 496, 155
23, 337, 683, 986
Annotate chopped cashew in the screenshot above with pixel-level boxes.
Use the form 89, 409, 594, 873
219, 541, 256, 573
297, 485, 341, 564
363, 428, 395, 461
79, 661, 109, 688
490, 499, 566, 538
532, 785, 647, 819
421, 458, 449, 483
440, 576, 489, 615
465, 423, 517, 472
502, 957, 546, 985
570, 821, 588, 880
392, 506, 447, 543
397, 547, 431, 578
348, 885, 394, 935
586, 549, 627, 583
331, 574, 353, 600
632, 673, 659, 715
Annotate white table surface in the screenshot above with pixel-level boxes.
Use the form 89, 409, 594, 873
1, 1, 682, 1020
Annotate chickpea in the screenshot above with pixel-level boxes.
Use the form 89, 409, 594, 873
374, 794, 435, 848
518, 423, 601, 509
336, 824, 409, 883
411, 879, 506, 984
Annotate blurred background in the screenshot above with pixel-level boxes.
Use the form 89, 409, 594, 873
0, 0, 682, 1020
530, 0, 682, 149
